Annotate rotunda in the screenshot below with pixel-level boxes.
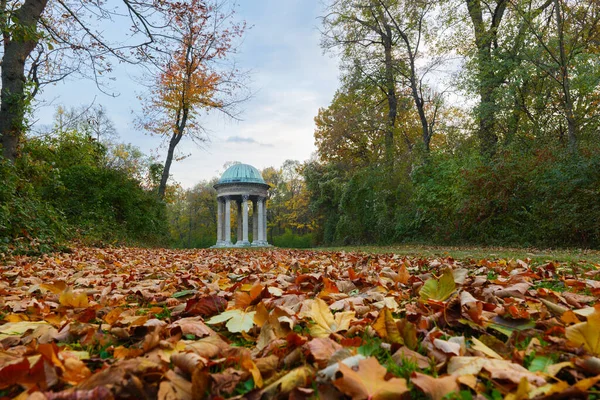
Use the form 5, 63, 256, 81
212, 163, 270, 247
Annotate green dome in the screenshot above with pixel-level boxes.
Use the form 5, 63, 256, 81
218, 163, 266, 184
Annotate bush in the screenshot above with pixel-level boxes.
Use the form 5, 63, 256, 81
407, 146, 600, 247
0, 159, 68, 257
272, 229, 314, 248
56, 165, 168, 245
1, 130, 169, 257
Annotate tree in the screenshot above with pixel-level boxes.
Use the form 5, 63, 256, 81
515, 0, 600, 149
322, 0, 445, 160
137, 0, 247, 199
42, 104, 118, 143
315, 78, 392, 168
375, 0, 444, 153
322, 0, 402, 165
460, 0, 557, 156
0, 0, 211, 162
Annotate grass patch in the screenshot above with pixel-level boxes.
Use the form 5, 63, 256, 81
314, 244, 600, 264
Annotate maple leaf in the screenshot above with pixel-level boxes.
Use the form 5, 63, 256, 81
300, 298, 355, 338
333, 357, 408, 400
206, 309, 256, 333
566, 304, 600, 355
420, 269, 456, 302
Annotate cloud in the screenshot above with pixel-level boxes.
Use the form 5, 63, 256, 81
226, 136, 274, 147
226, 136, 257, 144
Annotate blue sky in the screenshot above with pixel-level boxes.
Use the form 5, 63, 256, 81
34, 0, 340, 187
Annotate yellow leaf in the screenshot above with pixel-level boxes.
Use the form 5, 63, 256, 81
300, 298, 355, 338
59, 287, 89, 308
206, 309, 256, 333
40, 281, 67, 294
420, 269, 456, 302
261, 366, 315, 398
566, 305, 600, 355
470, 337, 502, 359
372, 307, 402, 344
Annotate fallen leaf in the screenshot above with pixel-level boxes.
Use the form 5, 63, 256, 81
261, 365, 315, 399
372, 307, 402, 344
420, 269, 456, 302
206, 309, 256, 333
411, 372, 459, 400
566, 305, 600, 355
300, 298, 354, 338
448, 357, 546, 385
333, 357, 408, 400
59, 287, 89, 308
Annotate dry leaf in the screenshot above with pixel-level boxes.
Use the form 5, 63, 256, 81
333, 357, 408, 400
300, 298, 355, 338
566, 305, 600, 355
420, 269, 456, 302
59, 287, 89, 308
411, 372, 459, 400
206, 309, 256, 333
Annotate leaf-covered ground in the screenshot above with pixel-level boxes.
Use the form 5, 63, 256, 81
1, 247, 600, 399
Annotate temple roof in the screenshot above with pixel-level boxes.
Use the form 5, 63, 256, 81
218, 163, 266, 185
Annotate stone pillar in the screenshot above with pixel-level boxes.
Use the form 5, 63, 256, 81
257, 197, 264, 245
252, 200, 258, 244
216, 198, 223, 245
241, 195, 250, 245
236, 200, 243, 244
263, 198, 268, 244
224, 197, 231, 245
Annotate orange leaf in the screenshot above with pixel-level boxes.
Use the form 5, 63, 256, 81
333, 357, 408, 400
411, 372, 459, 400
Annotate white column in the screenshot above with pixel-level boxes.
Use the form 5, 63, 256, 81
242, 195, 249, 245
236, 200, 243, 244
257, 197, 264, 245
263, 198, 268, 244
224, 197, 231, 244
216, 198, 223, 245
252, 200, 258, 244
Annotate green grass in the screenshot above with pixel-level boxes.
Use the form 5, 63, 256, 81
312, 244, 600, 264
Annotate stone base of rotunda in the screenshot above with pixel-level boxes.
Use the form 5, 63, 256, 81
211, 241, 272, 248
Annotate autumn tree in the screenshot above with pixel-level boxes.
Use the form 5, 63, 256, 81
138, 0, 246, 199
314, 74, 409, 168
0, 0, 201, 162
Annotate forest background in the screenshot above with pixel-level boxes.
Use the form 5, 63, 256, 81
2, 0, 600, 256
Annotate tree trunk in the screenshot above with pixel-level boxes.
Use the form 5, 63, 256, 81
0, 0, 48, 161
158, 131, 182, 199
383, 30, 397, 166
554, 0, 577, 150
478, 84, 499, 156
406, 56, 431, 153
466, 0, 506, 158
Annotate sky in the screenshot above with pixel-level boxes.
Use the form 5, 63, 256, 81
34, 0, 340, 188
